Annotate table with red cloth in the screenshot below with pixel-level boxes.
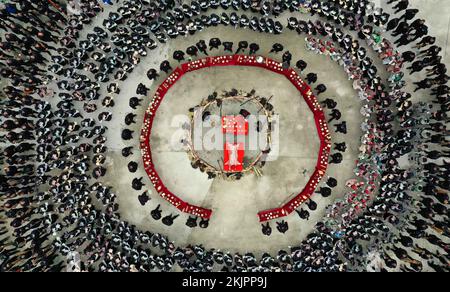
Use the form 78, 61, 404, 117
223, 142, 245, 172
222, 115, 249, 135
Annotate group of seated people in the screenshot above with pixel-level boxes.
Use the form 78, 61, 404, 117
0, 0, 448, 272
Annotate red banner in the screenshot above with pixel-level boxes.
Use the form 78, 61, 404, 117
223, 142, 245, 172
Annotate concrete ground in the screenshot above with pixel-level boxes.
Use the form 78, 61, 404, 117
56, 0, 450, 256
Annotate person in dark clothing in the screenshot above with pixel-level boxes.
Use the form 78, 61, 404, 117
173, 50, 185, 62
209, 37, 221, 50
392, 22, 409, 37
276, 221, 288, 233
186, 45, 198, 57
315, 84, 327, 95
122, 147, 134, 157
399, 9, 419, 22
136, 83, 149, 95
418, 45, 441, 58
391, 0, 409, 14
328, 109, 341, 122
125, 113, 136, 125
282, 50, 292, 66
121, 129, 134, 140
386, 18, 400, 32
199, 218, 209, 229
129, 97, 142, 109
223, 41, 233, 52
128, 161, 138, 173
138, 191, 150, 206
306, 72, 318, 84
132, 177, 145, 191
296, 209, 310, 220
269, 43, 283, 54
414, 79, 433, 92
330, 153, 343, 164
249, 43, 259, 55
407, 60, 425, 74
334, 142, 347, 152
322, 98, 337, 109
196, 40, 208, 55
151, 205, 162, 220
160, 60, 172, 73
147, 68, 159, 80
316, 187, 332, 197
162, 214, 179, 226
261, 222, 272, 236
413, 36, 436, 49
401, 51, 416, 63
235, 40, 248, 54
296, 60, 307, 71
326, 177, 338, 188
334, 121, 347, 134
186, 216, 198, 228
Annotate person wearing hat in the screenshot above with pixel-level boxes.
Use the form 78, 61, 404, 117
186, 45, 198, 57
315, 84, 327, 94
270, 43, 284, 54
306, 72, 318, 84
132, 177, 145, 190
223, 41, 233, 52
128, 161, 138, 173
334, 142, 347, 152
122, 129, 134, 140
282, 50, 292, 65
209, 37, 221, 50
147, 68, 159, 80
249, 43, 260, 55
160, 60, 172, 73
235, 40, 248, 54
296, 60, 307, 71
173, 50, 185, 62
125, 113, 136, 125
138, 191, 150, 206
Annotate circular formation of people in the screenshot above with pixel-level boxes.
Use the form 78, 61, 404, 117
0, 0, 448, 272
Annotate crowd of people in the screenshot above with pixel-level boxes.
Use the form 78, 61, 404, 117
0, 0, 448, 272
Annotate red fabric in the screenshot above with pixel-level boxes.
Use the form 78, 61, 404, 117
222, 115, 249, 135
223, 142, 245, 172
222, 116, 236, 134
141, 55, 331, 221
234, 115, 249, 135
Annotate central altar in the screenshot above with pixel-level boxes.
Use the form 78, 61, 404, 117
187, 89, 274, 180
